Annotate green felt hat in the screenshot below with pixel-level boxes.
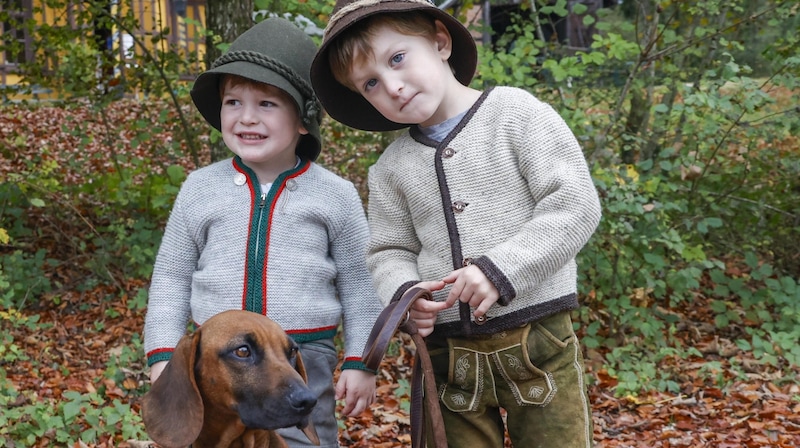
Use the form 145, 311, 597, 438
191, 17, 323, 161
310, 0, 478, 131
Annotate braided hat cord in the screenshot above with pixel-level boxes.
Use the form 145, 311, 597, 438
212, 50, 322, 126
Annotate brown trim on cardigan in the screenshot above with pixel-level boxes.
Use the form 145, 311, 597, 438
409, 88, 496, 335
433, 293, 579, 338
472, 255, 516, 306
391, 280, 421, 304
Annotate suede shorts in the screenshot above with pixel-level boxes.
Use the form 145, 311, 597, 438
426, 311, 594, 448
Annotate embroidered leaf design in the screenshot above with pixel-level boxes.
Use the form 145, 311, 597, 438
455, 354, 470, 387
528, 385, 545, 399
504, 353, 533, 379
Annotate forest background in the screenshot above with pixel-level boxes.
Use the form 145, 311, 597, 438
0, 0, 798, 446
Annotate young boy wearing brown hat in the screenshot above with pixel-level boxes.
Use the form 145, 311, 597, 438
144, 17, 382, 447
311, 1, 602, 446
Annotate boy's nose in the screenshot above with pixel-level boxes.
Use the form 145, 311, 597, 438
239, 104, 258, 123
384, 77, 404, 98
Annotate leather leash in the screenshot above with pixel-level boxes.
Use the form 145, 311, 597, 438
363, 287, 448, 448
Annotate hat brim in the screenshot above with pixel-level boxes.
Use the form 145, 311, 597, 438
311, 2, 478, 132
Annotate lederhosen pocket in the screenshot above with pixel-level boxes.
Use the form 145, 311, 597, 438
433, 323, 561, 413
438, 344, 483, 413
494, 325, 557, 407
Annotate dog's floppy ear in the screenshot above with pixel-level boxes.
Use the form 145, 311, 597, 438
142, 331, 204, 448
294, 349, 320, 446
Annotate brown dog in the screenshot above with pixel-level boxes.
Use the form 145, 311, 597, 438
142, 310, 320, 448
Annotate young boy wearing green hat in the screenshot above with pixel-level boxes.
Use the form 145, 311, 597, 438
310, 1, 602, 446
144, 17, 382, 447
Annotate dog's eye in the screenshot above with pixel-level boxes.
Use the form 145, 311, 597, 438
234, 345, 251, 358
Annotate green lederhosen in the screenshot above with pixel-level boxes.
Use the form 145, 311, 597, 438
427, 311, 593, 448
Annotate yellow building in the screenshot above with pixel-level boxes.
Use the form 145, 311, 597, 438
0, 0, 206, 98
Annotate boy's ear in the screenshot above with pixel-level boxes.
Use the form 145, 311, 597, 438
433, 20, 453, 60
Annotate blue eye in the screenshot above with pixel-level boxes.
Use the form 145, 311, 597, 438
391, 53, 404, 64
364, 79, 377, 91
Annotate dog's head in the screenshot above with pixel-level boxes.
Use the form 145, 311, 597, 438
142, 310, 320, 448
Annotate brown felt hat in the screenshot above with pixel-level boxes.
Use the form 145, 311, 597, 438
310, 0, 478, 131
191, 17, 323, 161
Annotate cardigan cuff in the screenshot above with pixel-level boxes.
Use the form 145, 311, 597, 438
472, 256, 516, 305
341, 359, 377, 374
146, 348, 174, 367
390, 280, 420, 304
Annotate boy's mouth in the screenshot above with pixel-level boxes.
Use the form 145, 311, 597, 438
238, 133, 266, 141
400, 93, 416, 111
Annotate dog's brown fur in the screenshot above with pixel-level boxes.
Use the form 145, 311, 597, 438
142, 310, 320, 448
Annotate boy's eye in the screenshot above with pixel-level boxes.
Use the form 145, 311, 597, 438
391, 53, 404, 65
260, 100, 276, 108
364, 79, 377, 91
224, 98, 240, 106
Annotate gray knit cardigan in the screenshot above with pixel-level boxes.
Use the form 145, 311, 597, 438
366, 86, 602, 337
144, 157, 382, 370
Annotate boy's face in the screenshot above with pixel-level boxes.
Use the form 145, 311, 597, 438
220, 79, 307, 173
346, 20, 457, 127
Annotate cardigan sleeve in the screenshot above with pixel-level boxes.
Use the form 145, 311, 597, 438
365, 162, 423, 307
476, 96, 601, 301
143, 185, 197, 366
330, 182, 383, 371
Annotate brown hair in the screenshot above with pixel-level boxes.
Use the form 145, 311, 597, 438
327, 11, 438, 91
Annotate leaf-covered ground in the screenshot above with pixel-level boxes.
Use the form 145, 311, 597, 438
1, 101, 799, 447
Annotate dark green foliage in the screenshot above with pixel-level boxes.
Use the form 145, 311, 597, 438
474, 0, 800, 394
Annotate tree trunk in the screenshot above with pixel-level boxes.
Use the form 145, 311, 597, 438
204, 0, 255, 162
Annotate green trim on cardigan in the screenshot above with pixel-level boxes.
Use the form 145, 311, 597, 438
234, 156, 310, 314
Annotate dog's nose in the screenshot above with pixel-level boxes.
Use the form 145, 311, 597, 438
289, 386, 318, 414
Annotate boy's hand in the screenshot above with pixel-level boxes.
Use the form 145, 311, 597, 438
149, 360, 168, 384
335, 369, 376, 417
443, 265, 500, 320
409, 280, 450, 337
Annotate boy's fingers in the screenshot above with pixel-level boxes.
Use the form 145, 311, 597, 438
473, 296, 499, 318
413, 298, 449, 312
416, 280, 446, 291
441, 271, 459, 284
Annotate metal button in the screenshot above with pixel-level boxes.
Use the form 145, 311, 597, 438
286, 179, 298, 191
452, 201, 467, 213
442, 147, 456, 158
474, 314, 487, 325
233, 173, 246, 186
462, 258, 473, 267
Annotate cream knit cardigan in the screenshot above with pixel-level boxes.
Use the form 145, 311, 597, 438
366, 86, 602, 337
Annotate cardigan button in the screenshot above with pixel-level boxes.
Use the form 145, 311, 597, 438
233, 173, 246, 186
442, 147, 456, 158
474, 314, 487, 325
462, 258, 473, 267
286, 179, 298, 191
452, 201, 467, 213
